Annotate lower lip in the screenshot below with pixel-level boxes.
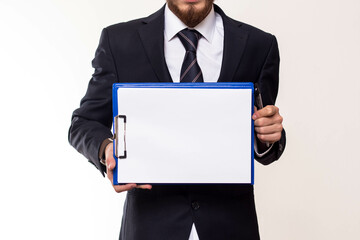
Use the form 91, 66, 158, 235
184, 0, 200, 3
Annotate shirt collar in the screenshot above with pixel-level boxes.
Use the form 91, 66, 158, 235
164, 3, 216, 43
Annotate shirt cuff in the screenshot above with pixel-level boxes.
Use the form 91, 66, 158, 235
98, 138, 113, 166
254, 140, 274, 158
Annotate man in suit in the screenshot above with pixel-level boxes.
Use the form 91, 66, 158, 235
69, 0, 286, 239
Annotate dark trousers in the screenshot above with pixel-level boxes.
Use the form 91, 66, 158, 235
119, 184, 260, 240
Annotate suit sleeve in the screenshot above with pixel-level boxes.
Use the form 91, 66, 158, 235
68, 28, 117, 176
255, 35, 286, 165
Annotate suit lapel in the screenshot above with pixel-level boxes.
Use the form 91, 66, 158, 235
215, 5, 249, 82
138, 4, 248, 83
138, 6, 173, 82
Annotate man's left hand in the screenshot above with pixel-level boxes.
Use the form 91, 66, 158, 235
252, 105, 283, 143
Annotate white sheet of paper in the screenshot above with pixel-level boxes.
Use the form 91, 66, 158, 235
115, 87, 253, 184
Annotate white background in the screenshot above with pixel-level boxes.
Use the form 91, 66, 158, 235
0, 0, 359, 239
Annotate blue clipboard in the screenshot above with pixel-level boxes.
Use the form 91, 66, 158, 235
112, 82, 254, 185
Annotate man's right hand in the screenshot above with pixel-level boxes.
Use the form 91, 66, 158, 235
105, 143, 152, 193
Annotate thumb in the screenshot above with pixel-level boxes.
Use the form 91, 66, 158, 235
107, 157, 116, 171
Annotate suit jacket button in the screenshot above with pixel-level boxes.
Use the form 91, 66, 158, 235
191, 201, 200, 210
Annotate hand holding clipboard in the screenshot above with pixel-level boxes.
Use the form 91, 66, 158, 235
253, 83, 283, 147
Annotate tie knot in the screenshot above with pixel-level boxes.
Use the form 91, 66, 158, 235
177, 28, 201, 52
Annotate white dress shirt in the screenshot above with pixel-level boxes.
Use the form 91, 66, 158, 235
164, 4, 223, 83
164, 4, 223, 240
163, 4, 272, 239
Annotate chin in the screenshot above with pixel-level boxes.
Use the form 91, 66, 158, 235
168, 0, 213, 27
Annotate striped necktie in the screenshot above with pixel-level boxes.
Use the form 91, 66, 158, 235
177, 28, 204, 83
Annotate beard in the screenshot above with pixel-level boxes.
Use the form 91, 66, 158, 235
167, 0, 214, 28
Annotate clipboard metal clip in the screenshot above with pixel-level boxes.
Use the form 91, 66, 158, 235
114, 115, 127, 159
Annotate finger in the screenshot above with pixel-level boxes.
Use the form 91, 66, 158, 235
136, 184, 152, 190
257, 132, 282, 143
254, 114, 283, 127
255, 123, 283, 135
113, 183, 137, 193
252, 105, 278, 120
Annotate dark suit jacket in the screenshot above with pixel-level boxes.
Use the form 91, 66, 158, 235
69, 4, 286, 240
